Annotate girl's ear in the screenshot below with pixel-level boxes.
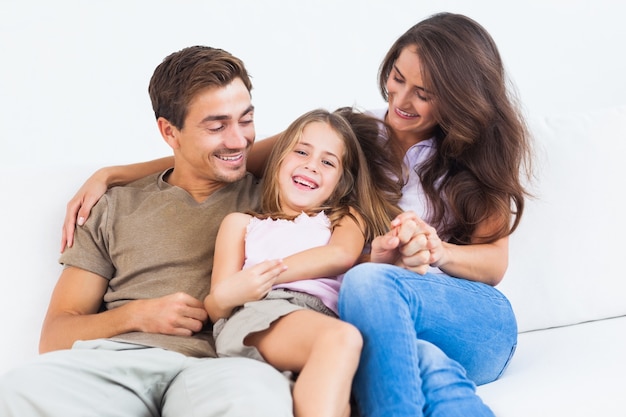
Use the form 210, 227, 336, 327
157, 117, 181, 150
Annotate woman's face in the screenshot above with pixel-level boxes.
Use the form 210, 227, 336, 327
385, 45, 438, 144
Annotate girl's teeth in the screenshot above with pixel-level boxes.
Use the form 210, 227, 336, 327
294, 177, 315, 188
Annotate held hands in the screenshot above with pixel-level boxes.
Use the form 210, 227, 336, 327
370, 211, 445, 275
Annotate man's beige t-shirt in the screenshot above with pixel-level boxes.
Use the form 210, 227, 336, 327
59, 169, 261, 357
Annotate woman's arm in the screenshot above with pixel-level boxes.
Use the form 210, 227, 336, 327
63, 135, 280, 252
434, 238, 508, 286
61, 157, 173, 251
431, 218, 509, 286
383, 211, 509, 286
247, 134, 279, 177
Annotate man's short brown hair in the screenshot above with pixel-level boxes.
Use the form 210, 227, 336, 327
149, 46, 252, 129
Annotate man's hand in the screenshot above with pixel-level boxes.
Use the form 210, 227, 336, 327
133, 292, 209, 336
40, 268, 210, 352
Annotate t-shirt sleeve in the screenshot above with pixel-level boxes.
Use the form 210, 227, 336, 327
58, 194, 115, 280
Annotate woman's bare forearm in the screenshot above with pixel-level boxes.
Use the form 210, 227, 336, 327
248, 135, 279, 177
102, 156, 174, 186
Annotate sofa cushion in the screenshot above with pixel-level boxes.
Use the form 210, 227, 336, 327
478, 315, 626, 416
497, 105, 626, 332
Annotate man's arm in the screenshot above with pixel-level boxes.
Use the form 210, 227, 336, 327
39, 266, 208, 353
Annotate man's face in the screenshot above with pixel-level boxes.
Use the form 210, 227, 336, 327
168, 78, 255, 186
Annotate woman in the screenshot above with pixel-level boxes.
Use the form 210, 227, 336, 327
337, 12, 533, 417
61, 13, 532, 417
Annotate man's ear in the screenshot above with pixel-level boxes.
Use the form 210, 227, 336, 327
157, 117, 180, 150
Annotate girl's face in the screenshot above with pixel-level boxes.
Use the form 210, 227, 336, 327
385, 45, 438, 144
278, 121, 345, 216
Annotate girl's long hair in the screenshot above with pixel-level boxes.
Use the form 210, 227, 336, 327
257, 108, 402, 242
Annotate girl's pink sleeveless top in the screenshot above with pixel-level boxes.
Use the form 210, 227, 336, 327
243, 212, 342, 314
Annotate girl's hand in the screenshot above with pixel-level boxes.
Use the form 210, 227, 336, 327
371, 211, 439, 275
369, 232, 402, 265
61, 170, 109, 252
393, 211, 446, 273
231, 259, 286, 302
207, 259, 287, 320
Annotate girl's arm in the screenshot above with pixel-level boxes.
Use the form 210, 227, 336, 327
204, 212, 286, 322
205, 209, 365, 321
274, 209, 366, 285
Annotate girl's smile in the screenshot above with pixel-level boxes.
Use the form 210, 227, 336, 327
278, 121, 345, 215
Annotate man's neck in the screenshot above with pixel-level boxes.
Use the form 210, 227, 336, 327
163, 169, 228, 203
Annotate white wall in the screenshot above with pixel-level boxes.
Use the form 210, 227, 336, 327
2, 0, 625, 170
0, 0, 625, 370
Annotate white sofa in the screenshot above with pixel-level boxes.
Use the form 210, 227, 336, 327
1, 104, 625, 416
476, 105, 626, 416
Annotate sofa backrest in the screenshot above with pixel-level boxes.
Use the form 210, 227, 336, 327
497, 104, 626, 333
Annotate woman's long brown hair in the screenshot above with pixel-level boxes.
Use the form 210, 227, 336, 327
378, 12, 534, 244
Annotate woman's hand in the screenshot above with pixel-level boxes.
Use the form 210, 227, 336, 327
372, 211, 509, 284
61, 157, 174, 252
370, 211, 444, 275
61, 169, 109, 252
393, 212, 446, 267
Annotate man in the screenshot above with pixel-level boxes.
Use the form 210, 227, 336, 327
0, 46, 292, 417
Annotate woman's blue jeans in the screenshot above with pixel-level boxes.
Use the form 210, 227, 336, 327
338, 263, 517, 417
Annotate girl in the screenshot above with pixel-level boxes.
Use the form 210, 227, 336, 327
247, 14, 532, 416
206, 108, 400, 417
